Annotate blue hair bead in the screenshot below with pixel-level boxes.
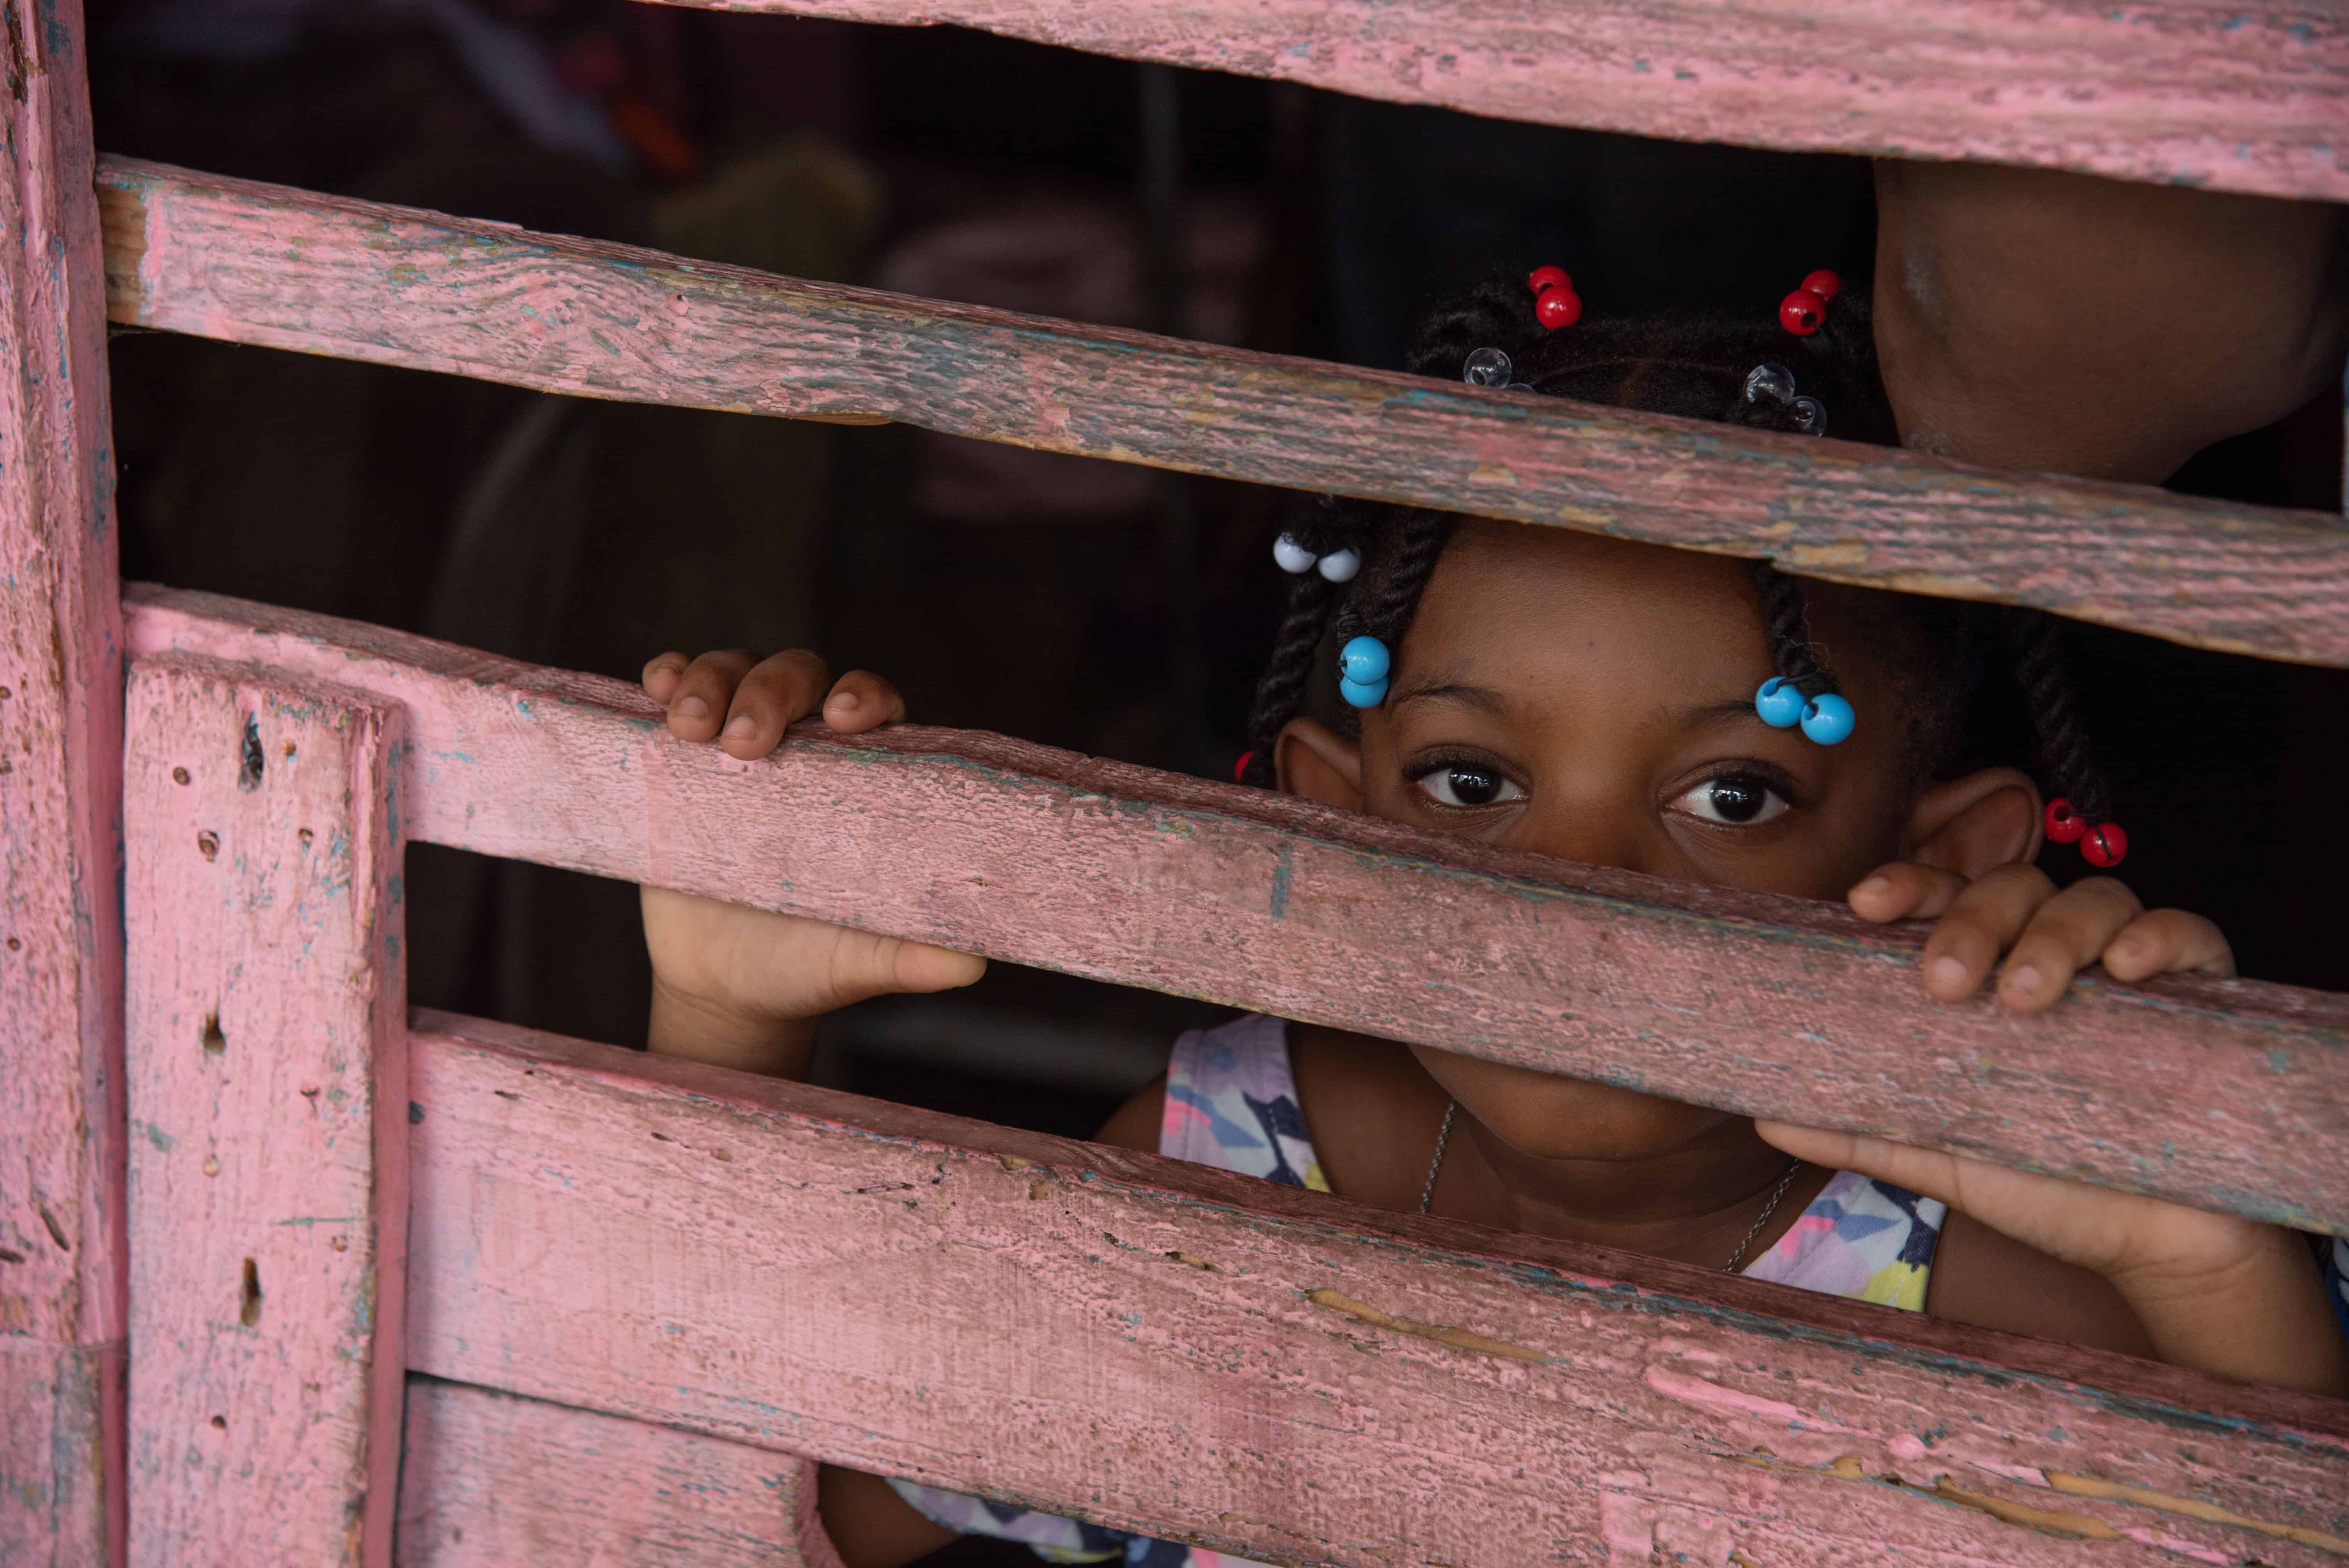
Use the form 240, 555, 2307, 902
1753, 676, 1804, 729
1338, 675, 1388, 709
1800, 692, 1855, 745
1339, 635, 1391, 686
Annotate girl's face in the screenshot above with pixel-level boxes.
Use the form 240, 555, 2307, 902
1277, 520, 2027, 1162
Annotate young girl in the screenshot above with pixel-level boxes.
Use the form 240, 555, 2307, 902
639, 273, 2349, 1568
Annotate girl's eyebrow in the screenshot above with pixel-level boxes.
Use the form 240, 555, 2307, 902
1390, 681, 1510, 716
1680, 696, 1770, 729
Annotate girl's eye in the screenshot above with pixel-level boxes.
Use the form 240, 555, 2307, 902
1675, 773, 1791, 826
1415, 763, 1525, 809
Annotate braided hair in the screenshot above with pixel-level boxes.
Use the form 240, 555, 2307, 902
1239, 271, 2117, 831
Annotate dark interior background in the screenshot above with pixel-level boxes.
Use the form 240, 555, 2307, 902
92, 1, 2347, 1175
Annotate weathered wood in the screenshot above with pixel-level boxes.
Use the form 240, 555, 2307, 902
124, 588, 2349, 1233
97, 155, 2349, 669
405, 1010, 2349, 1568
647, 0, 2349, 203
124, 657, 408, 1566
0, 3, 126, 1563
396, 1377, 837, 1568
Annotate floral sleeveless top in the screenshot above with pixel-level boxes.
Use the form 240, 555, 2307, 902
890, 1013, 1948, 1566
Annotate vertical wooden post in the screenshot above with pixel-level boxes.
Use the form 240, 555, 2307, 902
123, 656, 408, 1566
0, 2, 125, 1564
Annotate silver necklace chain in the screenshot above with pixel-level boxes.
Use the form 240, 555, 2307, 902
1722, 1160, 1805, 1272
1419, 1102, 1802, 1273
1417, 1100, 1458, 1214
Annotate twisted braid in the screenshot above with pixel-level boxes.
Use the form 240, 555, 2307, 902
2004, 611, 2113, 821
1359, 510, 1455, 643
1239, 570, 1342, 787
1754, 563, 1840, 698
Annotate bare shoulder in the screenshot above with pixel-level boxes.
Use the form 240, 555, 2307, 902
1092, 1073, 1166, 1152
1926, 1208, 2157, 1358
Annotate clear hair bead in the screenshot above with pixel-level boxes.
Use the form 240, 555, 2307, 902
1789, 396, 1827, 435
1271, 534, 1318, 574
1462, 347, 1513, 388
1743, 363, 1796, 404
1317, 547, 1361, 583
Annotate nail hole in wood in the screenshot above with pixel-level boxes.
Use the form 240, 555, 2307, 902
201, 1013, 226, 1055
0, 757, 12, 773
5, 937, 18, 951
330, 1235, 347, 1252
0, 686, 11, 699
297, 827, 313, 846
171, 766, 190, 785
0, 1246, 24, 1264
281, 739, 296, 758
196, 830, 218, 861
209, 1415, 226, 1431
38, 1203, 67, 1250
239, 1257, 262, 1327
237, 715, 264, 791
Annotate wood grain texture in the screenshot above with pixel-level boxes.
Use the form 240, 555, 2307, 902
646, 0, 2349, 202
396, 1376, 839, 1568
124, 586, 2349, 1234
96, 155, 2349, 669
124, 656, 408, 1567
0, 3, 127, 1564
406, 1010, 2349, 1568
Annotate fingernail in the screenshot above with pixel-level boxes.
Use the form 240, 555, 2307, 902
2004, 965, 2043, 994
675, 696, 709, 721
1854, 875, 1890, 898
724, 714, 757, 739
830, 692, 859, 713
1929, 957, 1968, 990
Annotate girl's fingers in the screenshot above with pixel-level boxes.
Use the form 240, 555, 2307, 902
642, 651, 690, 703
1916, 862, 2056, 1001
718, 650, 834, 759
1756, 1121, 1968, 1203
821, 668, 910, 734
663, 650, 758, 741
2102, 908, 2236, 982
1846, 861, 1968, 924
1993, 875, 2144, 1013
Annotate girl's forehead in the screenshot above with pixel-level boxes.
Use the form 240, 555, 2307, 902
1424, 522, 1766, 638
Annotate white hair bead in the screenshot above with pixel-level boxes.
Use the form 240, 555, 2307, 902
1271, 534, 1318, 574
1316, 547, 1361, 583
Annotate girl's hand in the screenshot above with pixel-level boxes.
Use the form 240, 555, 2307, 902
639, 648, 983, 1077
644, 886, 985, 1078
1846, 864, 2232, 1013
642, 647, 907, 757
1754, 1122, 2348, 1396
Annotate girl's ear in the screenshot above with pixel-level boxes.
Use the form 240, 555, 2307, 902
1903, 766, 2044, 877
1275, 717, 1365, 813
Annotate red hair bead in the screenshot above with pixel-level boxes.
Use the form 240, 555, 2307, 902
1526, 264, 1571, 295
1534, 286, 1583, 330
2080, 822, 2128, 868
1233, 750, 1255, 783
2043, 797, 2087, 844
1800, 269, 1843, 300
1779, 290, 1825, 336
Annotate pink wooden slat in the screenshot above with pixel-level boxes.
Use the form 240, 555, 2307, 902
397, 1376, 840, 1568
647, 0, 2349, 203
0, 3, 127, 1563
406, 1010, 2349, 1568
124, 586, 2349, 1234
96, 155, 2349, 670
124, 656, 409, 1567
